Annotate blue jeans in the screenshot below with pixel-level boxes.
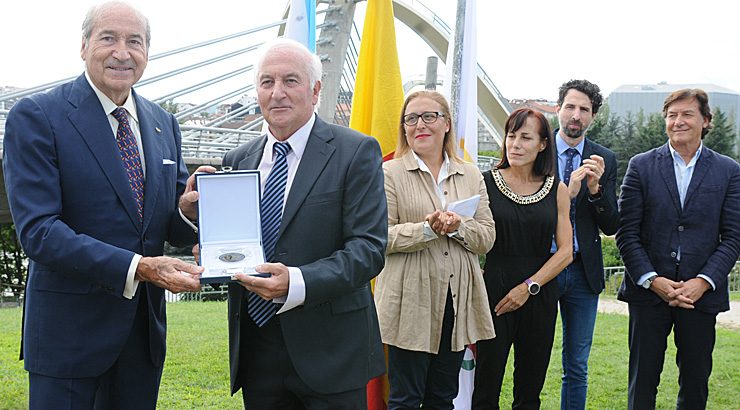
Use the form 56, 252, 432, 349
557, 257, 599, 410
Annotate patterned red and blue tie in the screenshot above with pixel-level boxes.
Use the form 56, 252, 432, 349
112, 107, 145, 222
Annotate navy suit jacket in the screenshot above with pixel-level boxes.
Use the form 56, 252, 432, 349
559, 135, 620, 293
3, 74, 196, 378
222, 117, 387, 395
617, 143, 740, 313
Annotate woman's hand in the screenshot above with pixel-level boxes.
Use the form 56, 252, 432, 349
494, 283, 530, 316
426, 210, 461, 235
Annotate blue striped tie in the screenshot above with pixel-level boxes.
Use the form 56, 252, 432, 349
248, 141, 291, 327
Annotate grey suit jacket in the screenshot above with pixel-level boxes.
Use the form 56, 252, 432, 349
223, 116, 387, 395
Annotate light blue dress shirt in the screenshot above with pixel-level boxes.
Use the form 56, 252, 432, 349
550, 132, 585, 254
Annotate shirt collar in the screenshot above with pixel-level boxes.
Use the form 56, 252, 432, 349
265, 113, 315, 161
84, 71, 138, 124
668, 141, 702, 167
556, 130, 585, 156
411, 150, 450, 177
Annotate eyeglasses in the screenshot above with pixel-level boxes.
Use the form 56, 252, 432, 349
402, 111, 445, 126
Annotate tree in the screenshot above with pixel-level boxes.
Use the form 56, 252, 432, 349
704, 108, 738, 160
0, 224, 26, 299
159, 100, 179, 115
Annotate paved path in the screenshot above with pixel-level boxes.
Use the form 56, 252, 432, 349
598, 298, 740, 330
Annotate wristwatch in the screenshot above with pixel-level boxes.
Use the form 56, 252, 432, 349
524, 278, 540, 295
641, 276, 655, 289
589, 184, 603, 200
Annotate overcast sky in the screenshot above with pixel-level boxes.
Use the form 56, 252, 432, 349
2, 0, 738, 103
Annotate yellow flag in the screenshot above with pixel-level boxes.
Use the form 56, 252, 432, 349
349, 0, 404, 161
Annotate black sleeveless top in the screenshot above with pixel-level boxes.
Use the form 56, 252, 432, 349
482, 169, 559, 302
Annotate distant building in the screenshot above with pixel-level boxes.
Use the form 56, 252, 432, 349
607, 83, 740, 136
508, 98, 558, 120
0, 86, 23, 111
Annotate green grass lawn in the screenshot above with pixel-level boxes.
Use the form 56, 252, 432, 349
1, 302, 739, 409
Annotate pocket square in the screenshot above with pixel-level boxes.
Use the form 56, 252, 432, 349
163, 159, 176, 165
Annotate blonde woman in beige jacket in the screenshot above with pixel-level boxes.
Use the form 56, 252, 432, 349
374, 90, 496, 409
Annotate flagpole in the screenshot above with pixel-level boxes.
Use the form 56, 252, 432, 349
448, 0, 466, 128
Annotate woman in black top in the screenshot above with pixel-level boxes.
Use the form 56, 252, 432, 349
473, 108, 573, 409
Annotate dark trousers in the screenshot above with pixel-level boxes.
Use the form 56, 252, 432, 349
473, 282, 558, 410
29, 286, 162, 410
627, 303, 717, 410
239, 314, 366, 410
387, 290, 464, 410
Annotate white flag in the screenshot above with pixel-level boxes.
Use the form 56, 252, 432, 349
453, 345, 476, 409
285, 0, 316, 52
442, 0, 478, 163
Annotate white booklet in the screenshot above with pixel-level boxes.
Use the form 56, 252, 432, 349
446, 194, 480, 217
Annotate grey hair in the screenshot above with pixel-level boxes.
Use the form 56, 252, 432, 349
82, 1, 151, 48
254, 38, 322, 88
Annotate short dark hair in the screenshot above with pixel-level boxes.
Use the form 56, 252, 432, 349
496, 108, 555, 177
662, 88, 713, 138
558, 79, 603, 115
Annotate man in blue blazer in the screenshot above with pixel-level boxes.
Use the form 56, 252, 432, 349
552, 79, 620, 410
617, 89, 740, 409
2, 2, 202, 408
219, 39, 387, 408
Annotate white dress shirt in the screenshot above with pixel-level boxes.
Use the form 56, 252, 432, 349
259, 114, 316, 313
85, 72, 143, 300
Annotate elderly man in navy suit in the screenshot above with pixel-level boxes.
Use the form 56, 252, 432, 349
617, 89, 740, 409
3, 2, 204, 408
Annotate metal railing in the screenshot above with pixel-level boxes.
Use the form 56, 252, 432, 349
161, 262, 740, 302
603, 262, 740, 296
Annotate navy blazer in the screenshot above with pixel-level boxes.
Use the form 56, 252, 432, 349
3, 74, 196, 378
554, 132, 620, 293
223, 117, 387, 395
616, 143, 740, 313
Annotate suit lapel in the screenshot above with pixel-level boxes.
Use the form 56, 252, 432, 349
279, 119, 335, 235
136, 93, 163, 232
683, 147, 712, 207
657, 144, 682, 213
67, 75, 141, 229
238, 135, 268, 170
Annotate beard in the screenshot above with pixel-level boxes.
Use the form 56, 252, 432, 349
561, 120, 586, 138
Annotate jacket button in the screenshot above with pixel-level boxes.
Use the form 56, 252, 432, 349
678, 226, 684, 232
444, 251, 449, 256
671, 251, 677, 258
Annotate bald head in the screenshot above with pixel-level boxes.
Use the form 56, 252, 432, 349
82, 1, 150, 48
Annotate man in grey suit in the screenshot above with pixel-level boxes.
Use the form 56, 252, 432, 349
617, 89, 740, 409
221, 39, 387, 409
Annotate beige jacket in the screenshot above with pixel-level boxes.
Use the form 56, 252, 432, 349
374, 153, 496, 353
